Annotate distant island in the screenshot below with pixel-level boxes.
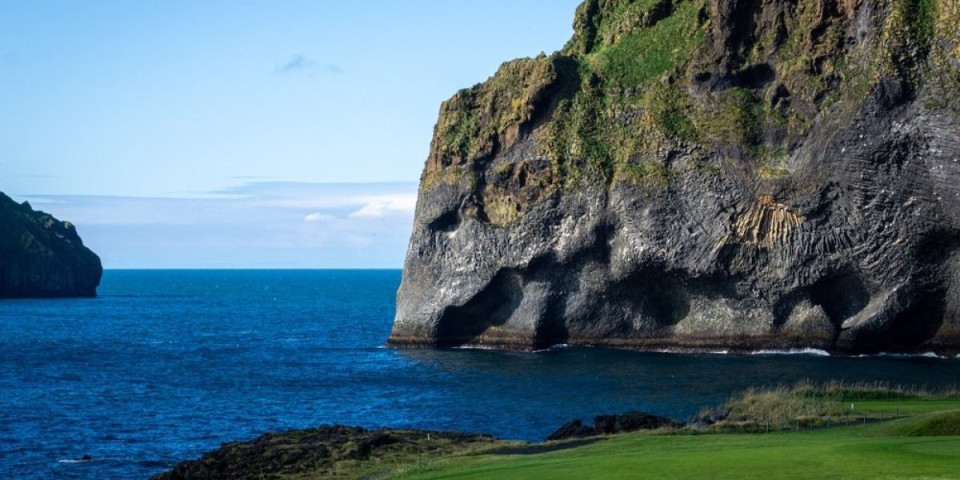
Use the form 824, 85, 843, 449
0, 192, 102, 297
390, 0, 960, 355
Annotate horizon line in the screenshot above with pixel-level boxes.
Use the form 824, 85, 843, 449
102, 267, 404, 271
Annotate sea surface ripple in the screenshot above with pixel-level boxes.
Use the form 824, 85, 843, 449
2, 270, 958, 479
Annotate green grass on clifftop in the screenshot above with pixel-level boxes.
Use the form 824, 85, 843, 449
387, 383, 960, 480
391, 426, 960, 480
587, 0, 704, 89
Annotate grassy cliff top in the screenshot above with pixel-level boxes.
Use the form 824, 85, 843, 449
422, 0, 960, 224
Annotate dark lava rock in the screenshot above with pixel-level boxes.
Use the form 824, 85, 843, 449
593, 415, 619, 435
695, 406, 731, 426
150, 425, 497, 480
613, 411, 684, 432
546, 419, 597, 441
548, 411, 682, 441
349, 431, 399, 459
0, 192, 102, 297
689, 406, 732, 430
390, 0, 960, 355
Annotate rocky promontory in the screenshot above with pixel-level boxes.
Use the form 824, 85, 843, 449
150, 426, 501, 480
149, 417, 684, 479
390, 0, 960, 354
0, 192, 102, 297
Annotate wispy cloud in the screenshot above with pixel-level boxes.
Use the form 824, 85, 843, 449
223, 182, 417, 216
348, 194, 418, 219
18, 182, 418, 268
274, 54, 342, 75
303, 212, 335, 223
275, 54, 313, 73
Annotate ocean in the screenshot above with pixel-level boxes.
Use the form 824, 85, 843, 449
2, 269, 958, 479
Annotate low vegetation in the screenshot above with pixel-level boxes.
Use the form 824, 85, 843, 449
704, 380, 960, 433
387, 381, 960, 480
585, 0, 704, 89
152, 382, 960, 479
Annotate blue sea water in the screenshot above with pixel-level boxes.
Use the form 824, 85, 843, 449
2, 269, 959, 479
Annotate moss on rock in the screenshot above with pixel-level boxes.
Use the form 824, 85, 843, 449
421, 0, 960, 226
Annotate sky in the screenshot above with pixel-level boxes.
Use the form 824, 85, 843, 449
0, 0, 581, 268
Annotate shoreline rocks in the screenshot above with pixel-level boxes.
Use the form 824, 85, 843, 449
149, 426, 499, 480
546, 411, 684, 441
149, 411, 686, 479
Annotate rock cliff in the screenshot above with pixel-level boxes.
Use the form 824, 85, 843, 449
0, 192, 102, 297
390, 0, 960, 354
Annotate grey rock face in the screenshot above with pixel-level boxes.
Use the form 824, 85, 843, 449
0, 192, 102, 297
391, 0, 960, 355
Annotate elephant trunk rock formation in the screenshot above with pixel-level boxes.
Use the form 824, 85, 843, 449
390, 0, 960, 355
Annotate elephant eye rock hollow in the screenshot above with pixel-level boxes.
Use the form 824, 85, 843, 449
389, 0, 960, 355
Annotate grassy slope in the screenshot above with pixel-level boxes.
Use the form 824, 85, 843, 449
390, 398, 960, 480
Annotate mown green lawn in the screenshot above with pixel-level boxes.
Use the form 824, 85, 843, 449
854, 399, 960, 415
390, 411, 960, 480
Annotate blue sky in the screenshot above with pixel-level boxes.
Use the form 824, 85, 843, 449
1, 0, 580, 267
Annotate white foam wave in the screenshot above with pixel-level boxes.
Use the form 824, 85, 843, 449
452, 344, 499, 351
529, 344, 569, 353
750, 348, 832, 357
863, 352, 947, 359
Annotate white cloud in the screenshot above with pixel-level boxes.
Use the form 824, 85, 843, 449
303, 212, 336, 223
347, 194, 417, 219
19, 181, 419, 268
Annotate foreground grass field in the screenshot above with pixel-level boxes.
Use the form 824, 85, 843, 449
387, 387, 960, 480
392, 425, 960, 479
153, 382, 960, 479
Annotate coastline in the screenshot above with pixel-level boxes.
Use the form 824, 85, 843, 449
149, 381, 960, 479
386, 336, 960, 359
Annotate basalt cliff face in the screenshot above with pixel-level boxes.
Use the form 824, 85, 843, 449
0, 192, 102, 297
390, 0, 960, 354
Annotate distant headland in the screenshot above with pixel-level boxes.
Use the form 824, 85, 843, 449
0, 192, 102, 297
